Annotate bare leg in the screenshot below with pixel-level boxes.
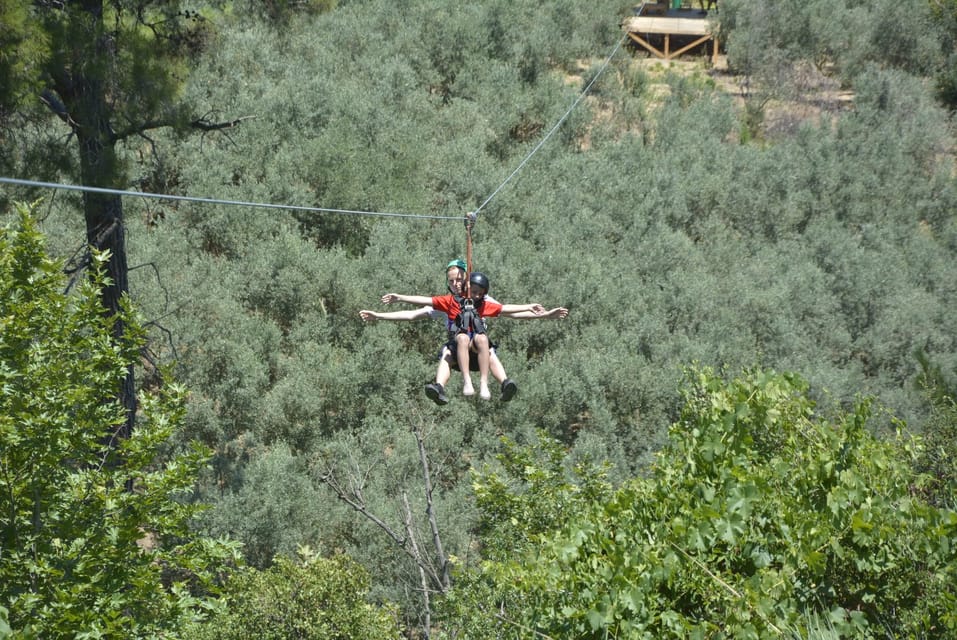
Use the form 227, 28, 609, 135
455, 334, 474, 395
425, 347, 453, 406
489, 350, 507, 384
473, 334, 492, 400
436, 348, 452, 386
489, 347, 518, 402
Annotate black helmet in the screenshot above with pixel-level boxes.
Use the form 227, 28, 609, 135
468, 271, 490, 293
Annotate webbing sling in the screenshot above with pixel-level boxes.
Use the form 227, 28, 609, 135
453, 297, 486, 337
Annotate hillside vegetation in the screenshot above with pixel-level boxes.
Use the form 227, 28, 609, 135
2, 0, 956, 637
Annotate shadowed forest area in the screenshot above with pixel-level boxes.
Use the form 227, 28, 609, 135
2, 0, 957, 637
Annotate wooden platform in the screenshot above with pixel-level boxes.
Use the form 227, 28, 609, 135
622, 6, 718, 63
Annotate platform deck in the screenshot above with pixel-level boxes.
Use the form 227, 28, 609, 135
622, 8, 718, 62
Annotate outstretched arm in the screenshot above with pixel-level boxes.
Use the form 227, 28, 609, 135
381, 293, 433, 306
500, 307, 569, 320
500, 302, 546, 315
360, 307, 433, 322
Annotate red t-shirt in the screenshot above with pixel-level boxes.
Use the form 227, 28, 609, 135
430, 295, 503, 323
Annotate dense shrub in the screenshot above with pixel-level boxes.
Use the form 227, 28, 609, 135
187, 550, 402, 639
439, 368, 957, 638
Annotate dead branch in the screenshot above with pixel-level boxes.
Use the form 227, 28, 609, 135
414, 421, 450, 590
403, 492, 432, 640
321, 468, 409, 553
190, 114, 257, 131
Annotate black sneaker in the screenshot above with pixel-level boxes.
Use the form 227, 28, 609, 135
425, 382, 448, 405
500, 379, 518, 402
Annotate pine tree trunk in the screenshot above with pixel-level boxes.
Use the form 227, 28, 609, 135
75, 103, 136, 441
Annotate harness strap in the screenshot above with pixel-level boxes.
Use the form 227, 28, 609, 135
449, 296, 486, 338
464, 212, 476, 299
450, 211, 484, 337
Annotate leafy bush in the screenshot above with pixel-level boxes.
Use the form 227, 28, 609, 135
439, 368, 957, 638
187, 549, 402, 639
913, 351, 957, 509
0, 204, 241, 638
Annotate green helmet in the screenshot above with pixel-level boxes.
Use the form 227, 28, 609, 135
446, 259, 467, 272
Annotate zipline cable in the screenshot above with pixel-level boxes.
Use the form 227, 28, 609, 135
470, 32, 627, 219
0, 177, 460, 221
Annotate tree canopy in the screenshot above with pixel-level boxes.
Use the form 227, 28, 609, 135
0, 204, 241, 637
440, 368, 957, 638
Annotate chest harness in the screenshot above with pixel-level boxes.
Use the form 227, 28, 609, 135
448, 296, 486, 339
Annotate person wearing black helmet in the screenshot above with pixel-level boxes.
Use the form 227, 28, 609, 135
370, 261, 568, 403
361, 260, 518, 400
431, 269, 567, 402
431, 270, 499, 400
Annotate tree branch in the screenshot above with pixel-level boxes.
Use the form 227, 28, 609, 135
39, 89, 75, 128
111, 115, 255, 141
190, 114, 257, 131
322, 469, 406, 544
403, 492, 432, 640
414, 421, 451, 590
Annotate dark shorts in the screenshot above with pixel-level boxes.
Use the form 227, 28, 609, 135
437, 341, 498, 372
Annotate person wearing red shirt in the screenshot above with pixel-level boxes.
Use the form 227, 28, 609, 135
371, 264, 567, 403
361, 260, 515, 386
429, 271, 501, 399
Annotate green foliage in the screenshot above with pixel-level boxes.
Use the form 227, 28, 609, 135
231, 0, 338, 23
197, 444, 327, 567
35, 1, 214, 127
5, 0, 957, 631
914, 393, 957, 511
0, 203, 242, 638
913, 350, 957, 509
187, 549, 402, 640
721, 0, 950, 85
439, 368, 957, 638
719, 0, 955, 135
0, 1, 49, 115
308, 414, 490, 627
470, 432, 614, 562
931, 0, 957, 107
